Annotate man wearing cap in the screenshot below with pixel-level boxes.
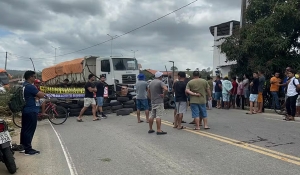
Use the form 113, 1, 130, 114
148, 71, 168, 135
135, 74, 149, 123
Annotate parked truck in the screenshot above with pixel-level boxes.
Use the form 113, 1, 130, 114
42, 56, 139, 99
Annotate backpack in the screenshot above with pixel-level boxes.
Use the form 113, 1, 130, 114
292, 78, 300, 94
8, 84, 28, 113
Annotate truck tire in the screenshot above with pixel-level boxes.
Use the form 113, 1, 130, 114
123, 100, 135, 105
103, 106, 111, 111
84, 111, 93, 115
77, 100, 84, 107
69, 108, 81, 113
69, 112, 80, 117
168, 100, 175, 108
110, 101, 121, 106
103, 103, 110, 107
2, 147, 17, 174
111, 105, 123, 111
123, 108, 133, 113
123, 104, 135, 108
117, 97, 129, 102
69, 104, 80, 109
116, 109, 131, 116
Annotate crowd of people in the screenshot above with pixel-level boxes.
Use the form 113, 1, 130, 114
18, 66, 300, 155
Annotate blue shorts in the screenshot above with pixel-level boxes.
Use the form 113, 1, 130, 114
215, 92, 222, 100
190, 104, 207, 118
136, 99, 149, 110
222, 93, 230, 102
249, 94, 258, 102
96, 97, 104, 106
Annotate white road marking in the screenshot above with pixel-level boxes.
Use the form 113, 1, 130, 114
49, 122, 78, 175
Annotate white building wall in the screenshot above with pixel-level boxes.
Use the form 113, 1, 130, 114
212, 21, 236, 77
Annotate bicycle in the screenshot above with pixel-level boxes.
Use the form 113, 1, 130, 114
13, 95, 68, 128
274, 96, 287, 115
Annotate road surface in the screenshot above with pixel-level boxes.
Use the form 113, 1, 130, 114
1, 108, 300, 175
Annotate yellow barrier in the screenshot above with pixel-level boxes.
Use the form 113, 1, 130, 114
40, 86, 85, 94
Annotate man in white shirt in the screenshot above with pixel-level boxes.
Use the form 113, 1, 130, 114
285, 69, 300, 121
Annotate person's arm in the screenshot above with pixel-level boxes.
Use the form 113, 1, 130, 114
243, 80, 248, 87
270, 77, 276, 84
28, 85, 45, 98
87, 82, 96, 92
147, 84, 151, 99
295, 79, 300, 89
206, 82, 212, 100
185, 82, 201, 97
161, 82, 168, 97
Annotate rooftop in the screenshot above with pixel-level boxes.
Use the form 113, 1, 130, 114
209, 20, 240, 37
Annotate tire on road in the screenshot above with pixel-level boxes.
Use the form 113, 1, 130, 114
68, 104, 80, 109
1, 147, 17, 174
77, 100, 84, 107
103, 106, 111, 111
123, 104, 135, 108
116, 109, 132, 116
69, 108, 81, 113
111, 105, 123, 111
123, 100, 135, 105
117, 97, 129, 102
69, 112, 80, 117
103, 103, 110, 107
122, 108, 133, 113
110, 101, 121, 106
84, 111, 93, 115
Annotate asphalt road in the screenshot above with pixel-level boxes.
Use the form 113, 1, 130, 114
2, 108, 300, 175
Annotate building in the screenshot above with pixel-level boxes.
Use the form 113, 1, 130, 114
209, 20, 240, 77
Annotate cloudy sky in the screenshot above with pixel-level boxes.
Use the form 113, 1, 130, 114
0, 0, 241, 72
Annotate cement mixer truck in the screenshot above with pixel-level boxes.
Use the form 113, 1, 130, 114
42, 56, 139, 99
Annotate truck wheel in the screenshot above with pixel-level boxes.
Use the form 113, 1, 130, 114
102, 103, 110, 107
103, 106, 111, 111
68, 104, 80, 109
123, 100, 135, 105
77, 100, 84, 107
69, 108, 81, 113
122, 108, 133, 113
168, 100, 175, 108
69, 112, 80, 117
117, 97, 129, 102
2, 147, 17, 174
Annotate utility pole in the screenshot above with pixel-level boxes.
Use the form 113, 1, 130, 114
4, 52, 7, 69
131, 50, 138, 58
107, 34, 118, 57
51, 46, 60, 64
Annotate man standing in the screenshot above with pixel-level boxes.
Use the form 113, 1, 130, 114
214, 75, 222, 109
173, 72, 187, 130
77, 74, 98, 122
96, 75, 108, 119
207, 76, 213, 110
247, 72, 259, 114
21, 71, 46, 155
135, 74, 150, 123
186, 71, 211, 130
222, 77, 233, 109
257, 70, 266, 113
231, 77, 238, 109
243, 74, 250, 106
270, 72, 281, 109
148, 71, 168, 135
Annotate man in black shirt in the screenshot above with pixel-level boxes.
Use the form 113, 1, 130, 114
96, 75, 107, 119
77, 74, 98, 122
173, 72, 187, 129
247, 72, 259, 114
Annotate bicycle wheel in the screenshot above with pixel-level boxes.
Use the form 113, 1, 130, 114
12, 113, 22, 128
47, 105, 68, 125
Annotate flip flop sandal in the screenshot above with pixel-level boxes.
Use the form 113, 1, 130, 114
246, 113, 253, 115
138, 120, 144, 123
204, 127, 210, 130
77, 119, 84, 122
93, 118, 100, 121
178, 126, 186, 130
194, 128, 200, 130
181, 121, 186, 123
189, 121, 195, 124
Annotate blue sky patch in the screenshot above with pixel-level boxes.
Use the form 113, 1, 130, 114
0, 28, 12, 37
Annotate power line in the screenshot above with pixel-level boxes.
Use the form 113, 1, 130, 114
9, 0, 199, 60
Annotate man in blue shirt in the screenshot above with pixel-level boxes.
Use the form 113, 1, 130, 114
21, 71, 46, 155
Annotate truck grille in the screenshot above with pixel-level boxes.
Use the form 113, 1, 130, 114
122, 74, 136, 84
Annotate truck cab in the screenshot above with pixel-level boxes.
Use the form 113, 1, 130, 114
84, 56, 139, 98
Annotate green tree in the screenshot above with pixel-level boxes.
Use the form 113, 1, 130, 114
170, 66, 178, 71
220, 0, 300, 77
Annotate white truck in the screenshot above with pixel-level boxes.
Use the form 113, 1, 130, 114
42, 55, 140, 98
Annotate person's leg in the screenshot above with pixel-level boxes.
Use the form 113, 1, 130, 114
248, 94, 255, 114
92, 104, 98, 120
257, 93, 263, 113
199, 104, 209, 129
136, 100, 143, 123
177, 102, 187, 129
290, 95, 298, 120
23, 112, 39, 155
191, 104, 200, 129
143, 99, 150, 122
173, 102, 179, 128
148, 106, 155, 132
286, 96, 291, 118
156, 104, 166, 134
236, 95, 240, 108
77, 98, 90, 121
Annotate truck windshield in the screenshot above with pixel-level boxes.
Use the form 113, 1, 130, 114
0, 72, 9, 85
112, 58, 138, 70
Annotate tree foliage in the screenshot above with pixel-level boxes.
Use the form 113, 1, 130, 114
220, 0, 300, 77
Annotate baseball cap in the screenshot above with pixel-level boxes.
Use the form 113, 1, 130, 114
155, 71, 163, 78
137, 73, 145, 80
296, 74, 299, 79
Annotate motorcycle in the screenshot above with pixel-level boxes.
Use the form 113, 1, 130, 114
0, 119, 17, 174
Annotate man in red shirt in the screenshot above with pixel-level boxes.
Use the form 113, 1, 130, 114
231, 77, 238, 108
